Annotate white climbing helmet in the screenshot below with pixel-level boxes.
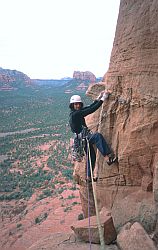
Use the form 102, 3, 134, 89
70, 95, 82, 104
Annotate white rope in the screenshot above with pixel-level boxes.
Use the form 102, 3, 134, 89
87, 138, 106, 250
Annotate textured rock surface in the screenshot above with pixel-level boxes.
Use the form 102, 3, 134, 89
153, 153, 158, 245
72, 159, 96, 217
73, 71, 96, 83
28, 232, 119, 250
117, 222, 157, 250
71, 207, 117, 244
74, 0, 158, 237
96, 0, 158, 191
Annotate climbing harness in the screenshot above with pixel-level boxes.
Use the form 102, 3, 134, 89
86, 137, 105, 250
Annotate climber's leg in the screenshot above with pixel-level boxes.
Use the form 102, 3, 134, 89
88, 132, 111, 156
88, 132, 118, 166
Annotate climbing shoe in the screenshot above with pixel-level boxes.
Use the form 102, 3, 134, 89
107, 156, 118, 166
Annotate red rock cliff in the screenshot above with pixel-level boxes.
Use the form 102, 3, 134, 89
0, 67, 32, 88
74, 0, 158, 235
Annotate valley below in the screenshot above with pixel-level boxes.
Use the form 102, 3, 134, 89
0, 83, 89, 249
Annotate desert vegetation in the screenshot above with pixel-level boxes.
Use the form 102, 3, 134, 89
0, 84, 90, 201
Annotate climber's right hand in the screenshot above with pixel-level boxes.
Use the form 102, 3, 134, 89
97, 91, 104, 100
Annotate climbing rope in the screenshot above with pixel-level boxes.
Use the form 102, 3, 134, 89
86, 147, 92, 250
86, 138, 106, 250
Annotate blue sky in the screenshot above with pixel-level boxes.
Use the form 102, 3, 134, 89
0, 0, 120, 79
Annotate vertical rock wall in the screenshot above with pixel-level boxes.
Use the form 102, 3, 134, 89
75, 0, 158, 233
99, 0, 158, 188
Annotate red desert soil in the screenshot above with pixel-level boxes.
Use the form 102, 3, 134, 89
0, 142, 83, 250
0, 187, 82, 250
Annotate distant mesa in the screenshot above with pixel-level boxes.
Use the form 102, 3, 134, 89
64, 71, 100, 93
0, 67, 101, 91
73, 70, 96, 83
0, 67, 32, 90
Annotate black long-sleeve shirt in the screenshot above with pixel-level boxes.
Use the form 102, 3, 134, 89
69, 100, 103, 134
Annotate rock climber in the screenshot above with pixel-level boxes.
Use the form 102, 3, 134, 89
69, 90, 117, 181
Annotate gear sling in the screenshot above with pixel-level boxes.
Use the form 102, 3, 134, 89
71, 126, 90, 162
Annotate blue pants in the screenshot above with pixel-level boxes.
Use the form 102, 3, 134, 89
85, 132, 111, 177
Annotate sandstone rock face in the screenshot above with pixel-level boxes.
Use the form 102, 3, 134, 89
74, 0, 158, 237
98, 0, 158, 191
28, 232, 119, 250
72, 159, 96, 217
73, 71, 96, 83
117, 222, 157, 250
71, 207, 117, 244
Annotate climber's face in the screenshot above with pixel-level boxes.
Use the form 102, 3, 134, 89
73, 102, 82, 110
